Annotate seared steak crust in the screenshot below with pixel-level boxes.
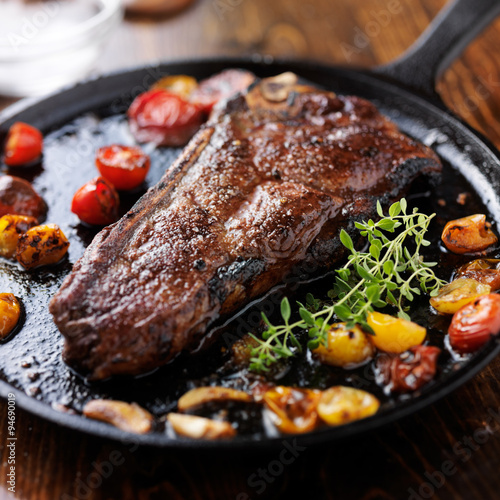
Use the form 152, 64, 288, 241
50, 74, 441, 379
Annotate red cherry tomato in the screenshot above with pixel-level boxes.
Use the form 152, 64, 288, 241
3, 122, 43, 166
449, 294, 500, 353
128, 90, 204, 147
190, 69, 256, 114
96, 145, 150, 191
71, 177, 119, 226
376, 345, 441, 393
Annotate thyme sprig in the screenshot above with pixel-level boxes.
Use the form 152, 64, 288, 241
248, 198, 447, 372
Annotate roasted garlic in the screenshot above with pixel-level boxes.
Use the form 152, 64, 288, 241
83, 399, 154, 434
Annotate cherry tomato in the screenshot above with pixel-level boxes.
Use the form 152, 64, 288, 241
128, 90, 204, 147
151, 75, 198, 100
3, 122, 43, 167
0, 175, 47, 221
376, 345, 441, 393
448, 294, 500, 353
190, 69, 256, 114
441, 214, 498, 254
96, 145, 150, 191
456, 259, 500, 291
262, 386, 321, 434
71, 177, 119, 226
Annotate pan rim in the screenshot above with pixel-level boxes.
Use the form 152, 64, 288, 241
2, 56, 500, 450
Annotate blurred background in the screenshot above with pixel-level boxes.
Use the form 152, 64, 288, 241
1, 0, 500, 143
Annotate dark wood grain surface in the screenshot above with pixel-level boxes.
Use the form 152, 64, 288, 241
2, 0, 500, 498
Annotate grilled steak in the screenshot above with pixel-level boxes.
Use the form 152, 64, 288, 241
50, 72, 441, 380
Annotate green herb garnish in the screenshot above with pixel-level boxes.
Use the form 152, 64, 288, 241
248, 198, 446, 372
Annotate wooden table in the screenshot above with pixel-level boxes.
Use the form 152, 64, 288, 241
2, 0, 500, 498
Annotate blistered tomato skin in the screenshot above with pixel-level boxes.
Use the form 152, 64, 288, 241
441, 214, 498, 254
456, 259, 500, 291
16, 224, 70, 270
430, 278, 491, 314
376, 345, 441, 393
262, 386, 321, 434
71, 177, 119, 226
128, 90, 204, 147
96, 145, 150, 191
3, 122, 43, 167
367, 312, 426, 353
0, 215, 38, 258
0, 293, 21, 339
448, 294, 500, 353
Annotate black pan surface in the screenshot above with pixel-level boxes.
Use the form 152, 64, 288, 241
1, 58, 500, 450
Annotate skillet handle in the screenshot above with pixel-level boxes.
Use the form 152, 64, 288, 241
373, 0, 500, 99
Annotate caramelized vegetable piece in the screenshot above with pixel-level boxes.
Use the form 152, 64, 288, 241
167, 413, 236, 440
313, 323, 374, 367
0, 293, 21, 340
0, 175, 47, 221
83, 399, 154, 434
317, 386, 380, 426
448, 294, 500, 353
3, 122, 43, 167
263, 386, 321, 434
151, 75, 198, 99
430, 278, 491, 314
376, 345, 441, 393
367, 312, 426, 353
456, 259, 500, 291
441, 214, 498, 254
177, 386, 253, 412
16, 224, 69, 269
0, 215, 37, 258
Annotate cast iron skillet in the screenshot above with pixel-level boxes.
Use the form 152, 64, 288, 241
1, 0, 500, 449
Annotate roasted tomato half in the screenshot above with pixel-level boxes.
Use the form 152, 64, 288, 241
0, 175, 47, 221
448, 294, 500, 353
3, 122, 43, 167
0, 293, 21, 340
263, 386, 321, 434
441, 214, 498, 254
96, 145, 150, 191
456, 259, 500, 291
71, 177, 119, 226
376, 345, 441, 393
128, 89, 204, 147
190, 69, 256, 114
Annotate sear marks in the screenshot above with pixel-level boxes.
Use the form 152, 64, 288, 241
49, 73, 441, 380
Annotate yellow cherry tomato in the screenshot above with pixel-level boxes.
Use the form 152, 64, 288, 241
151, 75, 198, 100
430, 278, 491, 314
367, 311, 426, 353
313, 323, 374, 367
16, 224, 69, 270
317, 386, 380, 426
0, 215, 37, 259
0, 293, 21, 339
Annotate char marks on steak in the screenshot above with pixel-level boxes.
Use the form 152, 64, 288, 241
49, 72, 441, 380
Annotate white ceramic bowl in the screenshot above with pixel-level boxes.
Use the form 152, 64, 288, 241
0, 0, 123, 97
